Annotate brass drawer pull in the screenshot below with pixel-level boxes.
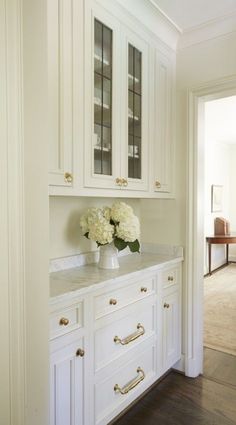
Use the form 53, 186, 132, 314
59, 317, 70, 326
64, 172, 73, 183
114, 323, 145, 345
76, 348, 85, 357
140, 287, 147, 293
168, 276, 174, 282
164, 303, 170, 309
114, 367, 145, 395
109, 298, 117, 305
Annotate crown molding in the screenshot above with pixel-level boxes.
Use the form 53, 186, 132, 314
115, 0, 181, 51
178, 9, 236, 50
148, 0, 182, 34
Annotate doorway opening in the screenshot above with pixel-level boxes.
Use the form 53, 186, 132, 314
186, 77, 236, 379
203, 96, 236, 358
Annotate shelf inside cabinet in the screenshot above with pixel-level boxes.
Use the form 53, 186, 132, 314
94, 145, 111, 153
94, 97, 110, 110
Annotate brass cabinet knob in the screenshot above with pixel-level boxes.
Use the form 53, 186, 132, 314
155, 181, 161, 189
168, 276, 174, 282
64, 172, 73, 183
76, 348, 85, 357
164, 303, 170, 309
59, 317, 69, 326
109, 298, 117, 305
140, 287, 147, 293
115, 177, 122, 187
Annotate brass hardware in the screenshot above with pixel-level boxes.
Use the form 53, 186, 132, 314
115, 177, 122, 187
164, 303, 170, 309
121, 178, 128, 187
168, 276, 174, 282
76, 348, 85, 357
114, 323, 145, 345
59, 317, 69, 326
114, 367, 145, 395
140, 287, 147, 293
109, 298, 117, 305
155, 181, 161, 189
64, 172, 73, 183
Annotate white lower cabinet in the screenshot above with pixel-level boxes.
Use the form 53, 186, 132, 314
162, 290, 180, 372
50, 261, 182, 425
50, 335, 85, 425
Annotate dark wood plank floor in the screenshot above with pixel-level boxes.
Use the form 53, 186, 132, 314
112, 349, 236, 425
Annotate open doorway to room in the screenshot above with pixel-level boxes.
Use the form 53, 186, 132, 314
186, 79, 236, 381
204, 97, 236, 355
203, 96, 236, 382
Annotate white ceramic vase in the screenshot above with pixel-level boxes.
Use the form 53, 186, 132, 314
98, 241, 119, 269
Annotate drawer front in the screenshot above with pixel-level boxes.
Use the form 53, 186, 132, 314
50, 302, 83, 339
94, 275, 155, 319
94, 302, 155, 371
95, 343, 156, 425
161, 265, 180, 289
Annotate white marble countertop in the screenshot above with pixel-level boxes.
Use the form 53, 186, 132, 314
50, 247, 183, 304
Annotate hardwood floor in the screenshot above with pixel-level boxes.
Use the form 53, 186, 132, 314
113, 349, 236, 425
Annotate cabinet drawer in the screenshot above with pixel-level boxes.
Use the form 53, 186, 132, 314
50, 302, 83, 339
94, 302, 155, 371
161, 265, 179, 289
94, 275, 155, 319
95, 343, 156, 425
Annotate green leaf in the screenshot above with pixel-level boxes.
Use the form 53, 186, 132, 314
128, 239, 140, 253
114, 237, 128, 251
84, 232, 89, 239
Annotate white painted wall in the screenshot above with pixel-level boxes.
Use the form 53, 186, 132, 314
50, 197, 140, 259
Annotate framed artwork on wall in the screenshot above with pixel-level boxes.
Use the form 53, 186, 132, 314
211, 185, 223, 212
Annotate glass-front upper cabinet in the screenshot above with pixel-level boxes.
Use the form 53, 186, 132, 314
84, 2, 121, 190
128, 44, 142, 180
120, 30, 149, 191
94, 19, 112, 176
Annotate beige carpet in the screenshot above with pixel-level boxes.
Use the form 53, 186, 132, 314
204, 264, 236, 356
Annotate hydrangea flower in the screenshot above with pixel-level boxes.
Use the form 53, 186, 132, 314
80, 201, 140, 252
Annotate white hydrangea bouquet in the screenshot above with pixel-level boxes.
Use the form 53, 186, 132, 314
80, 201, 140, 253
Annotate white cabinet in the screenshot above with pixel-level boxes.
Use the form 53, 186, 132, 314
152, 49, 175, 194
50, 336, 85, 425
162, 290, 180, 372
160, 262, 181, 372
50, 257, 182, 425
84, 0, 149, 192
48, 0, 176, 198
48, 0, 74, 187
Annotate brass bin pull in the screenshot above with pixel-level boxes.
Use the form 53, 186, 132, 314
114, 367, 145, 395
114, 323, 145, 345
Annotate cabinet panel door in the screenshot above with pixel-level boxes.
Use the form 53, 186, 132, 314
120, 28, 149, 191
162, 290, 180, 372
84, 1, 121, 189
48, 0, 73, 187
50, 338, 84, 425
153, 50, 175, 194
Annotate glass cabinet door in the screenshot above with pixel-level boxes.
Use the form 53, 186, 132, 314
128, 44, 142, 180
94, 19, 113, 176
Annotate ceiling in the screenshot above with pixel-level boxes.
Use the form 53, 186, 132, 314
205, 96, 236, 145
151, 0, 236, 31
